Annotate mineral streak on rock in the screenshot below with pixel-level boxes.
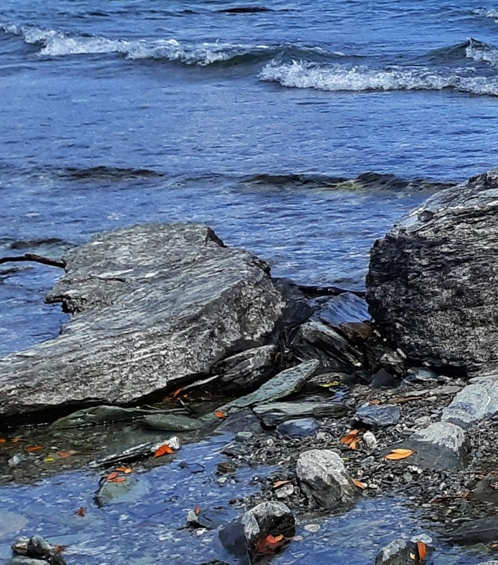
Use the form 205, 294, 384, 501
366, 169, 498, 373
0, 224, 288, 419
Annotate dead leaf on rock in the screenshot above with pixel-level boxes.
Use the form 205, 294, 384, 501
115, 466, 133, 473
214, 410, 226, 419
369, 399, 380, 405
173, 387, 183, 399
273, 480, 291, 489
352, 479, 366, 489
416, 540, 427, 560
385, 449, 414, 460
106, 471, 120, 481
108, 477, 126, 483
154, 444, 175, 457
256, 534, 284, 555
26, 446, 44, 452
195, 505, 201, 515
0, 438, 6, 444
57, 451, 73, 458
340, 429, 359, 446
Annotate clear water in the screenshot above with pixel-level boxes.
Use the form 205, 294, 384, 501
1, 0, 498, 562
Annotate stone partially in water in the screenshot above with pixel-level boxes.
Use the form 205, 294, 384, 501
0, 224, 288, 419
441, 382, 498, 430
374, 539, 413, 565
143, 414, 202, 432
367, 168, 498, 372
296, 449, 358, 510
354, 404, 400, 427
404, 422, 468, 471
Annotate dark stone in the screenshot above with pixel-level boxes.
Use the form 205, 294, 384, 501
374, 539, 417, 565
215, 409, 262, 434
444, 515, 498, 544
0, 224, 290, 419
371, 369, 397, 389
277, 418, 319, 438
354, 404, 400, 427
367, 168, 498, 372
469, 475, 498, 504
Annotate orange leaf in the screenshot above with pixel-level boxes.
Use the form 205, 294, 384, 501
214, 410, 226, 419
385, 449, 414, 460
115, 466, 133, 473
57, 451, 72, 458
26, 446, 44, 452
369, 399, 380, 405
353, 479, 366, 489
273, 480, 291, 489
106, 471, 120, 481
11, 438, 22, 443
173, 387, 183, 399
340, 429, 359, 445
154, 444, 174, 457
416, 541, 427, 560
195, 505, 201, 515
349, 437, 360, 450
255, 534, 285, 554
53, 545, 66, 553
108, 477, 126, 483
0, 438, 6, 444
76, 507, 86, 517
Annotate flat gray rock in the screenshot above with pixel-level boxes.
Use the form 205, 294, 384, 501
367, 168, 498, 371
253, 400, 347, 426
296, 449, 358, 510
441, 382, 498, 429
354, 404, 400, 427
0, 224, 288, 419
405, 421, 468, 471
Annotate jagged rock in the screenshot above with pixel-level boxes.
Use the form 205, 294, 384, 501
371, 368, 398, 388
212, 345, 277, 392
252, 400, 347, 426
404, 422, 468, 471
296, 449, 358, 510
354, 404, 400, 427
374, 539, 414, 565
0, 224, 289, 419
277, 418, 319, 438
441, 382, 498, 429
367, 169, 498, 372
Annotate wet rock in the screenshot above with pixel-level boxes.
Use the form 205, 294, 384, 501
212, 345, 277, 392
50, 405, 187, 429
4, 558, 49, 565
367, 168, 498, 371
374, 538, 413, 565
441, 382, 498, 429
89, 436, 180, 468
143, 413, 202, 432
444, 515, 498, 544
9, 535, 66, 565
0, 224, 289, 419
404, 422, 468, 471
317, 292, 370, 327
354, 404, 400, 427
277, 418, 319, 438
219, 360, 319, 414
94, 474, 150, 506
296, 449, 358, 510
253, 400, 346, 427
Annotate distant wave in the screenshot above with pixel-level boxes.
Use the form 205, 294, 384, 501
57, 166, 163, 181
260, 60, 498, 96
425, 38, 498, 67
0, 24, 347, 66
472, 8, 498, 22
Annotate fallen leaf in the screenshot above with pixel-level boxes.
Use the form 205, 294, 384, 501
26, 446, 44, 452
76, 507, 87, 517
115, 466, 133, 473
154, 444, 175, 457
44, 457, 55, 463
273, 480, 291, 489
349, 437, 360, 450
255, 534, 285, 554
0, 438, 6, 444
108, 477, 126, 483
57, 451, 73, 459
340, 429, 359, 445
319, 381, 340, 388
352, 479, 366, 489
385, 449, 414, 460
214, 410, 226, 419
173, 387, 183, 399
369, 399, 380, 405
416, 541, 427, 560
106, 471, 120, 481
10, 438, 22, 443
195, 505, 201, 515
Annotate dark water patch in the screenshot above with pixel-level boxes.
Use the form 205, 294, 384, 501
217, 6, 273, 13
58, 166, 163, 182
8, 237, 70, 251
237, 172, 455, 193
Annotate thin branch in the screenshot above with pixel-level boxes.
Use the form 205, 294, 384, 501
0, 253, 66, 269
297, 284, 366, 298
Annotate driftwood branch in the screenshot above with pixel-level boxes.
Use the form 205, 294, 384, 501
297, 284, 366, 298
0, 253, 66, 269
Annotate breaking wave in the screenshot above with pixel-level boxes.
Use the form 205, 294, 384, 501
0, 24, 347, 66
259, 60, 498, 96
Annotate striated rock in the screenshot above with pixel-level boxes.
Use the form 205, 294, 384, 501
0, 224, 289, 419
404, 422, 468, 471
354, 404, 400, 427
441, 382, 498, 429
367, 169, 498, 373
252, 400, 347, 426
296, 449, 358, 510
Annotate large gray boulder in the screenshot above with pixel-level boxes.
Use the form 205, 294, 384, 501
366, 169, 498, 372
0, 224, 288, 419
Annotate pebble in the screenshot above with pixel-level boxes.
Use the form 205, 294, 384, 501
363, 431, 378, 450
235, 432, 253, 442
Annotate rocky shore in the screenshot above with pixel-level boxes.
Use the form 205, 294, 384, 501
3, 169, 498, 564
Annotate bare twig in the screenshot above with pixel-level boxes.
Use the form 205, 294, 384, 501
0, 253, 66, 269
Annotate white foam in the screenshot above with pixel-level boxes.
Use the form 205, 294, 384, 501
259, 60, 498, 96
465, 40, 498, 66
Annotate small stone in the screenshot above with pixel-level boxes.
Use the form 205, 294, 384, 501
403, 472, 413, 483
410, 534, 432, 544
277, 418, 319, 438
235, 432, 253, 442
363, 431, 378, 451
8, 454, 23, 467
275, 484, 294, 499
304, 524, 320, 533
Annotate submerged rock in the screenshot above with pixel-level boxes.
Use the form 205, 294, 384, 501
296, 449, 358, 510
367, 168, 498, 372
441, 382, 498, 429
0, 224, 289, 419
